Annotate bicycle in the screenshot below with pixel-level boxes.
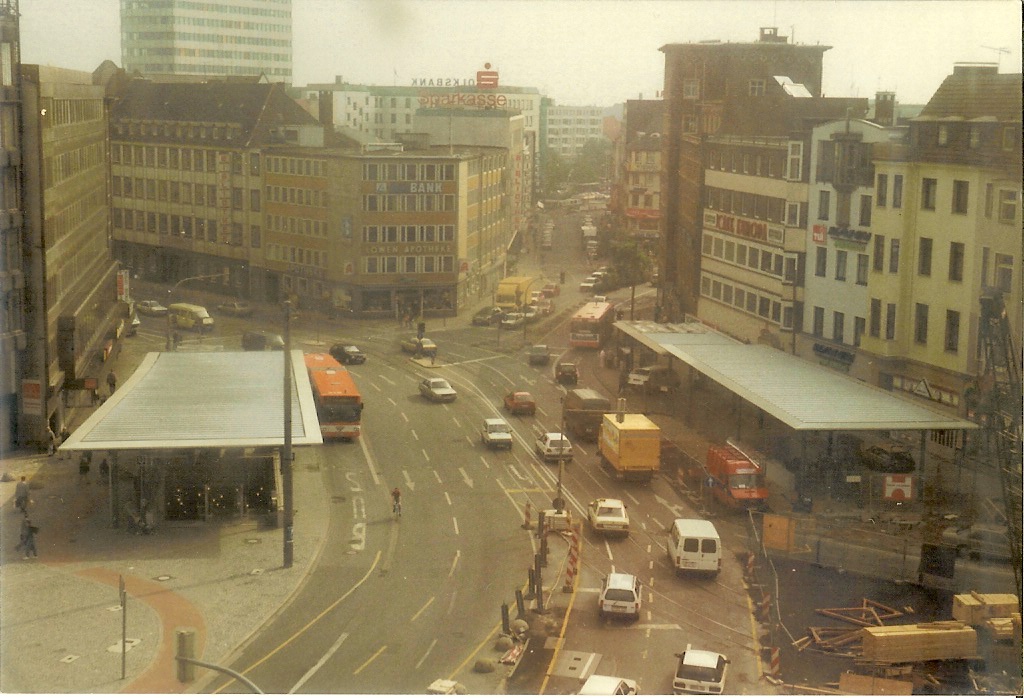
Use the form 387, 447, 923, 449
391, 488, 402, 519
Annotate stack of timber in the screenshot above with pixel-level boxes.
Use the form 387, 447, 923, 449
793, 598, 904, 655
861, 621, 977, 663
951, 591, 1018, 625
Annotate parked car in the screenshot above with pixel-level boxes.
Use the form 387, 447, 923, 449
528, 345, 551, 366
418, 377, 457, 402
673, 647, 730, 695
579, 277, 598, 293
401, 337, 437, 356
216, 301, 254, 317
860, 441, 915, 473
627, 365, 681, 392
535, 432, 573, 461
242, 330, 284, 351
536, 298, 555, 316
523, 306, 539, 323
941, 523, 1012, 562
330, 343, 366, 364
500, 312, 526, 330
587, 498, 630, 536
503, 391, 537, 416
472, 306, 504, 326
542, 283, 560, 297
481, 418, 513, 450
556, 362, 579, 386
136, 299, 167, 316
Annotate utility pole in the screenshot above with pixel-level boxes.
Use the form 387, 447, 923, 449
282, 300, 294, 568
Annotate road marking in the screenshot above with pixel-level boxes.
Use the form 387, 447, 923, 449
358, 431, 381, 487
411, 596, 435, 622
227, 551, 382, 686
422, 448, 430, 462
444, 491, 452, 506
353, 645, 387, 675
452, 416, 461, 428
377, 374, 396, 386
536, 405, 548, 417
458, 467, 474, 488
289, 633, 349, 693
433, 469, 442, 483
448, 549, 461, 577
624, 491, 640, 505
350, 522, 366, 551
410, 429, 419, 441
402, 470, 414, 490
415, 638, 437, 670
604, 540, 613, 561
479, 455, 491, 469
369, 381, 382, 392
452, 517, 460, 535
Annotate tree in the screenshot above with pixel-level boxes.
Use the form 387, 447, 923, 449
572, 138, 612, 184
541, 151, 569, 198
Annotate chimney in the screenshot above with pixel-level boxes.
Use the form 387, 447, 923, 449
874, 91, 895, 127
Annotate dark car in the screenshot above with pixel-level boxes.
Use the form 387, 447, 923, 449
216, 301, 254, 317
528, 345, 551, 366
330, 343, 366, 364
860, 441, 915, 473
242, 330, 284, 351
556, 362, 579, 386
472, 306, 504, 326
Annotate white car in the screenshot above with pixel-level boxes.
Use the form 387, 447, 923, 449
598, 572, 641, 620
535, 432, 572, 461
418, 377, 457, 402
578, 675, 638, 695
673, 647, 729, 695
136, 299, 168, 316
481, 418, 513, 450
587, 498, 629, 536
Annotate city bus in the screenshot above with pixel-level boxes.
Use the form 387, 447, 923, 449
569, 301, 616, 349
303, 353, 363, 441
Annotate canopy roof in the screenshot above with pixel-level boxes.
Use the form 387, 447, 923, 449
616, 321, 977, 432
61, 351, 323, 451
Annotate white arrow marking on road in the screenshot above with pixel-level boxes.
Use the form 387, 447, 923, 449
459, 467, 474, 488
403, 470, 414, 490
290, 633, 349, 693
654, 494, 688, 519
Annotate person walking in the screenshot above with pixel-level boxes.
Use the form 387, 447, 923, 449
14, 476, 29, 514
18, 517, 38, 559
106, 370, 118, 395
391, 487, 402, 518
78, 452, 92, 485
46, 426, 57, 456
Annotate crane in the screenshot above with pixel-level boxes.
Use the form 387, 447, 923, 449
977, 289, 1022, 610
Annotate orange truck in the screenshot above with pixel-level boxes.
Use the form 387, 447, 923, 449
706, 441, 768, 510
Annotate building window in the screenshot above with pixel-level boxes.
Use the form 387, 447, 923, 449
876, 174, 888, 207
748, 79, 765, 96
914, 303, 929, 344
873, 234, 885, 271
682, 79, 700, 99
885, 303, 896, 340
786, 142, 803, 181
786, 202, 800, 226
921, 178, 937, 210
944, 310, 960, 352
889, 239, 900, 273
835, 250, 848, 281
817, 190, 830, 220
869, 298, 881, 337
969, 126, 981, 149
833, 311, 845, 343
815, 247, 827, 277
854, 317, 866, 347
998, 189, 1018, 223
856, 253, 869, 285
985, 183, 994, 218
918, 237, 932, 276
892, 175, 903, 208
994, 253, 1014, 293
859, 194, 872, 226
812, 306, 824, 336
952, 180, 969, 214
937, 124, 949, 146
949, 242, 964, 282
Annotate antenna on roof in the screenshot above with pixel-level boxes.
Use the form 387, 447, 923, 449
981, 46, 1009, 70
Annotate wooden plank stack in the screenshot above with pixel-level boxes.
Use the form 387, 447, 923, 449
951, 591, 1018, 625
861, 621, 977, 663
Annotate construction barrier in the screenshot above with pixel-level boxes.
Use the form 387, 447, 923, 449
522, 501, 532, 529
769, 646, 781, 677
758, 591, 772, 620
562, 524, 580, 592
746, 552, 755, 577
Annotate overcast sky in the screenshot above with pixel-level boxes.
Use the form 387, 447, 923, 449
19, 0, 1023, 107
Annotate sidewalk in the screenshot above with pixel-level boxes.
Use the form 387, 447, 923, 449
0, 445, 328, 694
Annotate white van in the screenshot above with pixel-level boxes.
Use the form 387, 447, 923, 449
578, 675, 639, 695
598, 572, 641, 620
667, 519, 721, 576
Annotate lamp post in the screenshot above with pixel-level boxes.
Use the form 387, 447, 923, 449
282, 300, 294, 568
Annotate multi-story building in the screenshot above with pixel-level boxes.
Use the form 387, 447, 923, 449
542, 102, 606, 160
862, 63, 1021, 416
0, 0, 25, 449
108, 78, 324, 303
18, 65, 120, 448
660, 27, 830, 321
802, 115, 896, 368
610, 99, 663, 244
120, 0, 293, 83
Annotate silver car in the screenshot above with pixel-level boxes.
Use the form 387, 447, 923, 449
418, 377, 456, 403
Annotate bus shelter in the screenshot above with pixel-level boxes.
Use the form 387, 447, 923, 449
60, 351, 322, 529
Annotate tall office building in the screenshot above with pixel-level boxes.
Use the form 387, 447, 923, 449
120, 0, 293, 83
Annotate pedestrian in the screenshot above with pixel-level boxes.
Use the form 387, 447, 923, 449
20, 518, 38, 559
79, 452, 91, 485
14, 476, 29, 514
46, 426, 56, 456
106, 370, 117, 395
99, 457, 110, 480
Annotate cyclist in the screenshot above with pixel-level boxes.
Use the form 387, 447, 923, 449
391, 487, 402, 518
